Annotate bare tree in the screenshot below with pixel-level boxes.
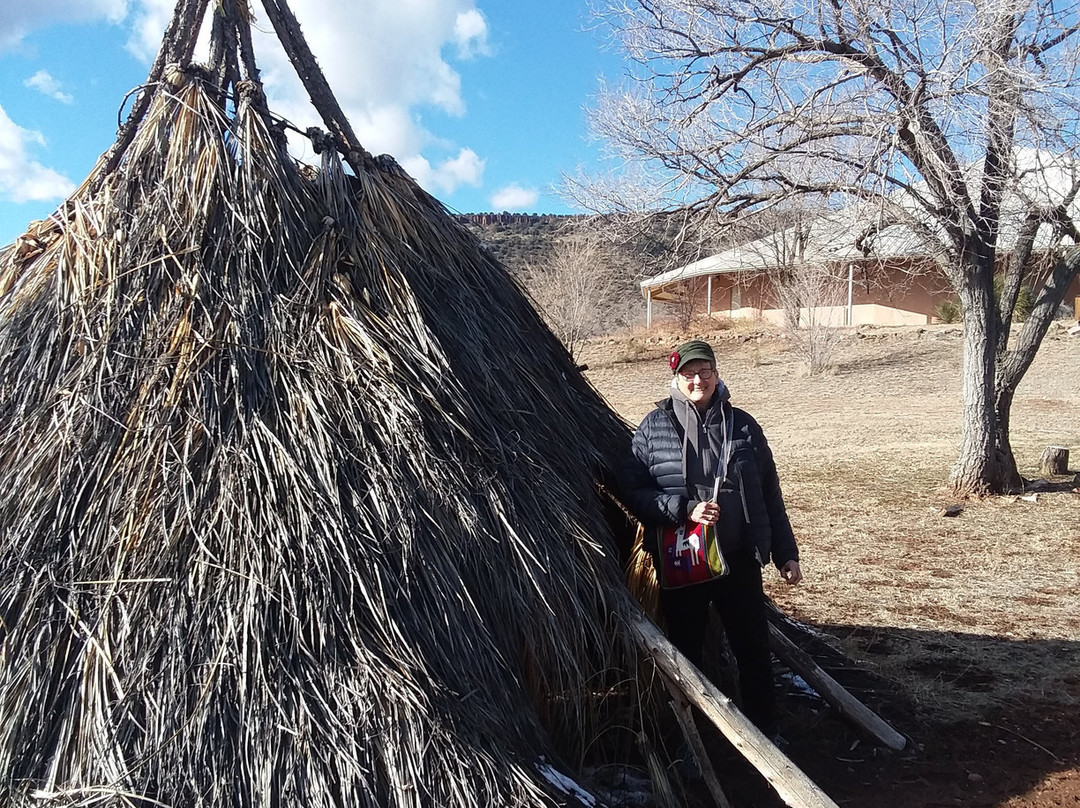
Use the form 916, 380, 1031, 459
775, 262, 849, 375
582, 0, 1080, 494
524, 228, 635, 358
733, 205, 849, 373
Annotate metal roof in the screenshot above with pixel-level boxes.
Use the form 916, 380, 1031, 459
640, 212, 935, 296
640, 170, 1080, 298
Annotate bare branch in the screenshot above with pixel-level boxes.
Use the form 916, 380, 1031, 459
580, 0, 1080, 493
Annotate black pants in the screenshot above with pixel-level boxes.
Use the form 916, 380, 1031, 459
658, 551, 776, 736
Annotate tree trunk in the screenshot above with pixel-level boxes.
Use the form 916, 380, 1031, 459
991, 384, 1025, 492
988, 246, 1080, 493
950, 265, 1019, 494
1040, 447, 1070, 476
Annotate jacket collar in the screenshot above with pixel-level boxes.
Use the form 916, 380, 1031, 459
656, 377, 732, 413
656, 392, 729, 415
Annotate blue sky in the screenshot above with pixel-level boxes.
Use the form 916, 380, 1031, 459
0, 0, 627, 245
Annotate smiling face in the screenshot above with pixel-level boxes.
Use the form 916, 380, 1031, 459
675, 358, 717, 410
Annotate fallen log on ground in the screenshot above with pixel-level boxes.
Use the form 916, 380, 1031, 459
627, 610, 841, 808
767, 624, 907, 751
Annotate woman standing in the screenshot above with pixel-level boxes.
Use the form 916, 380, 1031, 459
621, 339, 802, 740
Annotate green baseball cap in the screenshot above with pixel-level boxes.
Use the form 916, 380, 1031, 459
668, 339, 716, 373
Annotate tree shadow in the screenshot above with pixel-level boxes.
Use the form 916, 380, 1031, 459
1023, 477, 1078, 494
745, 622, 1080, 808
829, 342, 955, 376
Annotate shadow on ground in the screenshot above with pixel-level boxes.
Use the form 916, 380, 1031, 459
695, 623, 1080, 808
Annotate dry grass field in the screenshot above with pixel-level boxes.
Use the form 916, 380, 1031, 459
581, 319, 1080, 808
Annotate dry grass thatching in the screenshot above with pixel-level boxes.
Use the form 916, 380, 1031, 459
0, 1, 652, 805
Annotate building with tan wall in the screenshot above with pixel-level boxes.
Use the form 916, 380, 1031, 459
640, 213, 1080, 328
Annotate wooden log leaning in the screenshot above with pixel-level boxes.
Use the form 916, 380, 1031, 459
767, 624, 907, 751
628, 611, 841, 808
1040, 446, 1070, 476
666, 686, 734, 808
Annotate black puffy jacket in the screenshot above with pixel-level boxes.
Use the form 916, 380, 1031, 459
621, 396, 799, 569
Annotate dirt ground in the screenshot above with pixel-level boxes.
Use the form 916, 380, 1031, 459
580, 319, 1080, 808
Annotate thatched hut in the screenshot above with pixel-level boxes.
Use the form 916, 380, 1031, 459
0, 2, 859, 807
0, 1, 653, 805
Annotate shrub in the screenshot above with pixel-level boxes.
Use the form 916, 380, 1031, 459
774, 264, 846, 375
619, 341, 649, 362
993, 275, 1035, 322
934, 298, 962, 324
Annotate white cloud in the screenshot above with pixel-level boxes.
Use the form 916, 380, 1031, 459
24, 70, 74, 104
0, 0, 127, 51
491, 184, 540, 211
453, 9, 491, 59
235, 0, 494, 199
124, 0, 176, 63
0, 0, 494, 201
402, 148, 485, 195
250, 0, 483, 120
0, 104, 75, 202
351, 105, 427, 161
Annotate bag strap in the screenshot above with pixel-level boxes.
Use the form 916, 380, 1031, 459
710, 402, 736, 501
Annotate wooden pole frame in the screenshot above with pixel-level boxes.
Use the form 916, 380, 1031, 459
627, 610, 841, 808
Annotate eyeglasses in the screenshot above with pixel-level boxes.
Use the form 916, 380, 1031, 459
678, 368, 715, 380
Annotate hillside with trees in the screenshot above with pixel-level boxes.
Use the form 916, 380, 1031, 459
457, 212, 721, 352
455, 213, 574, 274
456, 210, 801, 355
